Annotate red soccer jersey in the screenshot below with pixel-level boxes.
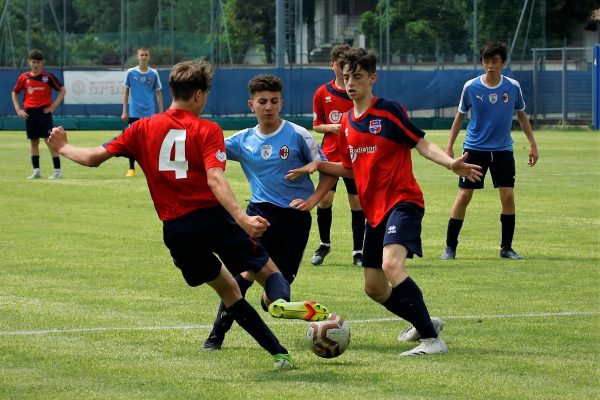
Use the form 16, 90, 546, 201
104, 109, 226, 221
13, 71, 62, 109
339, 97, 425, 227
312, 80, 353, 162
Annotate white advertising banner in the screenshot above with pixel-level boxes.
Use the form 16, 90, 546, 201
63, 70, 125, 104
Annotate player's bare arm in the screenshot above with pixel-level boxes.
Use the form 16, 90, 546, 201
313, 123, 341, 135
286, 160, 353, 181
446, 112, 465, 157
11, 91, 29, 119
206, 167, 270, 238
121, 87, 130, 122
415, 138, 483, 182
47, 126, 113, 167
45, 87, 66, 114
516, 110, 538, 167
289, 173, 337, 211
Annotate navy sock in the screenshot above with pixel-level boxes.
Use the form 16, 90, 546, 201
316, 206, 332, 244
52, 156, 61, 169
128, 157, 135, 169
31, 155, 40, 169
382, 277, 437, 338
446, 218, 464, 249
209, 275, 254, 340
500, 214, 516, 249
351, 209, 366, 251
264, 272, 290, 303
227, 298, 287, 355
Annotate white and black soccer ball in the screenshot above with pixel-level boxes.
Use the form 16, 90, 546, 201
306, 314, 350, 358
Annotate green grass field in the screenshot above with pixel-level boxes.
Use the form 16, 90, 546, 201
0, 129, 598, 399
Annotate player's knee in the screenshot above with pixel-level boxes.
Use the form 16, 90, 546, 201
363, 282, 387, 303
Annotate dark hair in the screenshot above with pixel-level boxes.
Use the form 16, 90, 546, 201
169, 60, 213, 101
330, 44, 352, 63
28, 49, 44, 61
338, 47, 377, 75
137, 47, 150, 54
248, 74, 283, 96
480, 41, 508, 63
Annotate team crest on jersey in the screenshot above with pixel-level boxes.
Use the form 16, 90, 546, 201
215, 149, 226, 162
325, 95, 332, 103
42, 76, 48, 83
502, 92, 509, 103
279, 145, 289, 160
329, 110, 343, 123
489, 93, 498, 104
261, 145, 272, 159
369, 119, 382, 134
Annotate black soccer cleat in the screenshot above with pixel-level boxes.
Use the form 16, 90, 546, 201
202, 335, 223, 351
440, 246, 456, 260
311, 244, 331, 265
500, 247, 524, 260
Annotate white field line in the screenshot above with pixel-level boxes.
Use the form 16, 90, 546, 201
1, 311, 598, 336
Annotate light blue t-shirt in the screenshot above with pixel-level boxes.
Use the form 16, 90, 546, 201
225, 120, 327, 209
458, 75, 526, 151
124, 66, 162, 118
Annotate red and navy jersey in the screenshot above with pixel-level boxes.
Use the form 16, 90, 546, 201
13, 71, 62, 109
339, 97, 425, 226
312, 80, 353, 162
104, 108, 227, 221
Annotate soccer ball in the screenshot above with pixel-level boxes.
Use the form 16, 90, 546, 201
306, 314, 350, 358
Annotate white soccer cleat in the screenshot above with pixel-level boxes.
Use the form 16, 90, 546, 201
400, 336, 448, 356
398, 317, 444, 342
48, 171, 63, 180
27, 171, 41, 179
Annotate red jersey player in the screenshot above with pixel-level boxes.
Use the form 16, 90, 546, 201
311, 44, 365, 267
287, 48, 482, 356
47, 60, 330, 370
11, 49, 66, 180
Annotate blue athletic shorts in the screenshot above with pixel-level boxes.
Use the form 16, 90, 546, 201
459, 150, 516, 189
25, 107, 53, 139
362, 202, 424, 268
247, 202, 311, 284
162, 206, 270, 287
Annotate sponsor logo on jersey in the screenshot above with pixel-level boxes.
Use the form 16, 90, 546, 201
387, 225, 397, 235
261, 145, 272, 159
489, 93, 498, 104
27, 86, 46, 94
325, 95, 332, 103
369, 119, 382, 134
215, 149, 226, 162
503, 92, 509, 103
329, 110, 343, 123
279, 145, 289, 160
348, 144, 377, 163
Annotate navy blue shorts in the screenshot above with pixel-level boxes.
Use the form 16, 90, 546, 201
330, 177, 358, 195
362, 202, 424, 268
25, 107, 52, 139
459, 150, 516, 189
247, 202, 311, 284
162, 206, 270, 287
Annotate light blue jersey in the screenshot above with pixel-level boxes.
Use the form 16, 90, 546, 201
124, 67, 162, 118
225, 120, 327, 209
458, 75, 525, 151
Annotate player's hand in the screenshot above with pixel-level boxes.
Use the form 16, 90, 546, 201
286, 160, 320, 181
239, 214, 270, 238
528, 144, 539, 167
16, 109, 28, 119
121, 112, 128, 122
47, 126, 68, 152
450, 152, 483, 182
331, 124, 341, 135
289, 198, 316, 212
445, 146, 454, 158
43, 107, 53, 114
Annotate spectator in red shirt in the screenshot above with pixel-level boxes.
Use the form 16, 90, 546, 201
47, 60, 332, 371
11, 49, 66, 180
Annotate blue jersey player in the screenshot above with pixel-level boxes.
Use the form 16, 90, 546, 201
440, 41, 538, 261
121, 47, 163, 177
203, 74, 336, 351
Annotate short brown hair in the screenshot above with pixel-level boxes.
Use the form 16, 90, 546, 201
480, 41, 508, 63
28, 49, 44, 61
248, 74, 283, 96
338, 47, 377, 75
169, 60, 213, 101
330, 44, 351, 63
